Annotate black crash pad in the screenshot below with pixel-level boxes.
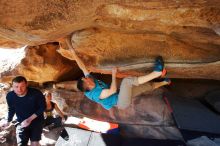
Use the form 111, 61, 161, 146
164, 94, 220, 135
56, 127, 185, 146
205, 90, 220, 113
121, 138, 186, 146
55, 127, 121, 146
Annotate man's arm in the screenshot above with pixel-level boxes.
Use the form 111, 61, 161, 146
99, 68, 117, 99
2, 94, 15, 129
6, 94, 15, 123
33, 91, 46, 118
66, 38, 89, 76
21, 91, 46, 127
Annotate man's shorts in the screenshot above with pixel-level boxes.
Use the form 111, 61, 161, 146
16, 119, 43, 146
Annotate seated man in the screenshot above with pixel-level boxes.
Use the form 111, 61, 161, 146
66, 39, 171, 110
44, 91, 66, 130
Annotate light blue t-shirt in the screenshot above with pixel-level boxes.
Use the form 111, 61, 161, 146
84, 75, 118, 110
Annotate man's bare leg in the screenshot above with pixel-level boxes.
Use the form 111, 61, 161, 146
152, 79, 171, 89
117, 56, 166, 109
137, 56, 167, 85
137, 71, 162, 85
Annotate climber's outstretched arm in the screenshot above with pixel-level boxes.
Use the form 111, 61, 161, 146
66, 38, 89, 76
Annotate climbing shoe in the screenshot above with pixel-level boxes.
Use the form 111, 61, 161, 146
154, 56, 166, 77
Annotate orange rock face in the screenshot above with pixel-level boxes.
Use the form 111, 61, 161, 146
0, 1, 219, 81
0, 43, 81, 83
1, 1, 220, 143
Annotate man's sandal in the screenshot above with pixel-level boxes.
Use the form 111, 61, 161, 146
163, 78, 171, 86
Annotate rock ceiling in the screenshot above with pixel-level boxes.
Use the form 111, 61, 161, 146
0, 0, 220, 82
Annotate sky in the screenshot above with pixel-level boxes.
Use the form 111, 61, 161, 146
0, 46, 26, 75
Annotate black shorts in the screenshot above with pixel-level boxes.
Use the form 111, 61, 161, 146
16, 119, 43, 146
